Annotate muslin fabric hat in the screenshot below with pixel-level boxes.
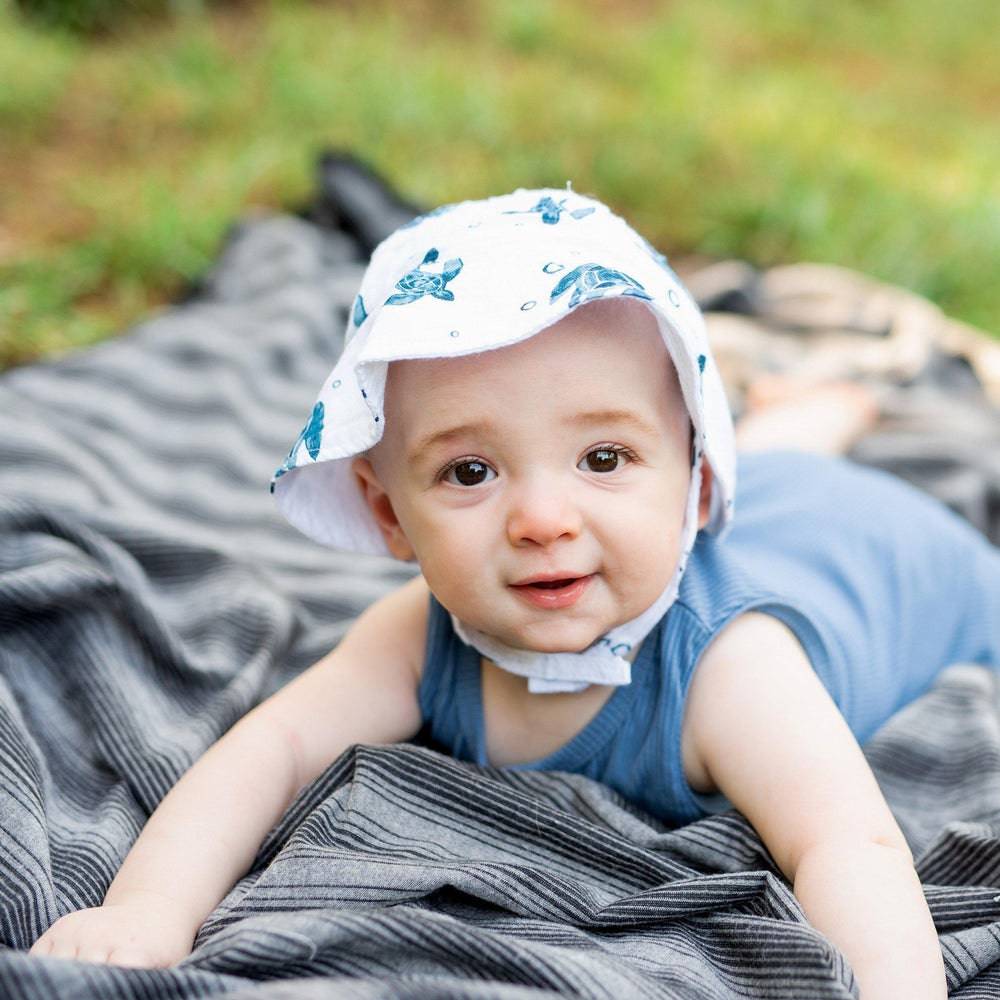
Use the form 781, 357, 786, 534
271, 187, 737, 690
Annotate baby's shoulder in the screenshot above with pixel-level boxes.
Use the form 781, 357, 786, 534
344, 574, 431, 684
681, 611, 816, 791
699, 609, 800, 661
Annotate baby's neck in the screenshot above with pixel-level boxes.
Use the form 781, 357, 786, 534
478, 655, 623, 765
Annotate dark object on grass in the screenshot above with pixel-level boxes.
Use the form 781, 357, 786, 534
309, 150, 423, 255
14, 0, 206, 36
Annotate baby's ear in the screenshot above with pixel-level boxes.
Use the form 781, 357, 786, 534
697, 460, 714, 530
351, 456, 416, 561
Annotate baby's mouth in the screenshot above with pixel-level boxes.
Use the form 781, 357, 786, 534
511, 573, 589, 590
509, 574, 595, 609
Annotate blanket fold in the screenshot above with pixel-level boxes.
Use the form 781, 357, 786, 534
2, 161, 999, 997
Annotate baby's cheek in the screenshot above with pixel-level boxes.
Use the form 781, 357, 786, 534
414, 534, 482, 604
610, 514, 682, 594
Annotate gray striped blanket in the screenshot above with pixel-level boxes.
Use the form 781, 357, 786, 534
3, 198, 1000, 998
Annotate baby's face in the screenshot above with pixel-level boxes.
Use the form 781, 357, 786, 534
354, 299, 711, 654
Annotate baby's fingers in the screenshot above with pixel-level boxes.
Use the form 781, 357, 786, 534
29, 906, 192, 968
31, 934, 80, 962
27, 938, 50, 958
28, 927, 65, 958
76, 944, 117, 965
30, 915, 114, 964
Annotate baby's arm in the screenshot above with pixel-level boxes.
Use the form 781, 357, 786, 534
682, 612, 946, 1000
30, 575, 430, 967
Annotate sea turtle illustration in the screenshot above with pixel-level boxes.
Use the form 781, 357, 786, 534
386, 248, 463, 305
549, 263, 652, 309
272, 404, 322, 486
275, 400, 325, 481
352, 294, 368, 328
299, 401, 325, 459
504, 196, 595, 225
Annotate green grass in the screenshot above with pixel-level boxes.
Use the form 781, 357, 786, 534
2, 0, 999, 367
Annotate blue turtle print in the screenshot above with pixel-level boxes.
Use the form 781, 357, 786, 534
352, 294, 368, 328
275, 401, 325, 483
299, 401, 325, 459
504, 196, 596, 225
549, 263, 652, 309
386, 248, 463, 305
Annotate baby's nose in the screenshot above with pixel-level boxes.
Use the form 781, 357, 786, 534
506, 479, 583, 547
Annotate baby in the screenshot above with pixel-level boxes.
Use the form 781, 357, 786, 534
30, 190, 1000, 998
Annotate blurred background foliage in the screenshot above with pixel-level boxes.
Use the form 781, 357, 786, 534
2, 0, 998, 367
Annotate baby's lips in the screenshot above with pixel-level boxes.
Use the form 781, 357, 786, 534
510, 572, 590, 589
508, 574, 595, 609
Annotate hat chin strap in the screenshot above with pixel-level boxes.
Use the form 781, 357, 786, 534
450, 457, 704, 693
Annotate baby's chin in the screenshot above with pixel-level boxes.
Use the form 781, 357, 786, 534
484, 621, 611, 655
457, 602, 645, 654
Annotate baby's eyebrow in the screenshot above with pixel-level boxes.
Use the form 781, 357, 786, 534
408, 421, 495, 462
408, 409, 658, 462
570, 409, 660, 438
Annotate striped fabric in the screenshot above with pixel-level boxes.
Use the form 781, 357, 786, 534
2, 209, 1000, 998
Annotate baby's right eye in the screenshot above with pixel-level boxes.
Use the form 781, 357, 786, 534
441, 459, 497, 487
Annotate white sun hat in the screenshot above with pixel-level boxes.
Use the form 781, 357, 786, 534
271, 187, 736, 560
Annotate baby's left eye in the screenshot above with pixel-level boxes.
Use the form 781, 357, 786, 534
578, 447, 631, 473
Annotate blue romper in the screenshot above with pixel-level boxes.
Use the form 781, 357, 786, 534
418, 451, 1000, 826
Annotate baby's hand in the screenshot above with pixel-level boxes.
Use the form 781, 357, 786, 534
29, 902, 195, 967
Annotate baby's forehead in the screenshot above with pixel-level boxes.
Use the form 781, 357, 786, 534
390, 297, 674, 385
382, 303, 688, 444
